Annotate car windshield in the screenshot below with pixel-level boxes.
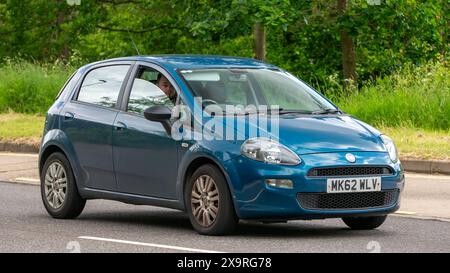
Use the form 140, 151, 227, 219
180, 68, 336, 115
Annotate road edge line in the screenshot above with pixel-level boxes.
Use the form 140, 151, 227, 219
78, 236, 225, 253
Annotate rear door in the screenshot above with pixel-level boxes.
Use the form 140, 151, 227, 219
61, 62, 133, 191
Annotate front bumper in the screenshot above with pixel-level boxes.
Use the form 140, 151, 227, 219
223, 151, 405, 220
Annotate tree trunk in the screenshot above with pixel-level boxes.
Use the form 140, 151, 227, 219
337, 0, 357, 85
55, 9, 70, 60
254, 22, 266, 61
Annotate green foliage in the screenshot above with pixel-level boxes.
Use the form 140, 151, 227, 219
264, 0, 449, 93
345, 0, 448, 81
335, 61, 450, 130
0, 0, 448, 127
0, 0, 104, 62
1, 0, 447, 90
0, 59, 74, 113
0, 59, 447, 132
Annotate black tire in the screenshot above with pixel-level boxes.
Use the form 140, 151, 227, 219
40, 152, 86, 219
185, 164, 238, 235
342, 215, 387, 230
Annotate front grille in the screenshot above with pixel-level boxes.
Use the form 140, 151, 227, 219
297, 190, 399, 210
307, 166, 393, 177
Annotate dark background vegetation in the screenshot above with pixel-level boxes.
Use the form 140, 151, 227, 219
0, 0, 448, 130
1, 0, 448, 90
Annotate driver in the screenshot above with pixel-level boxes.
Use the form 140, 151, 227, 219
156, 73, 177, 104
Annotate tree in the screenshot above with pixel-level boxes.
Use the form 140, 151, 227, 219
0, 0, 447, 93
337, 0, 357, 84
254, 22, 266, 61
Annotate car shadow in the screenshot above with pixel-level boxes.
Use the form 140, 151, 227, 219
75, 208, 391, 239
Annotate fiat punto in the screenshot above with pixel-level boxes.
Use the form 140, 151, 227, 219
39, 55, 405, 235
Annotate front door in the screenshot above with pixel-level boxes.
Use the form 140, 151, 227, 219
112, 65, 179, 199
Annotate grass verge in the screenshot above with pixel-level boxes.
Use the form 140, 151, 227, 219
379, 126, 449, 161
0, 112, 44, 147
0, 113, 448, 160
334, 61, 449, 131
0, 60, 74, 114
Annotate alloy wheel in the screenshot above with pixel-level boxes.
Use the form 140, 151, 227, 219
190, 175, 220, 227
44, 162, 67, 209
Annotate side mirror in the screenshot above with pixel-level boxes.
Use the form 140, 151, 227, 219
144, 105, 172, 121
144, 106, 172, 135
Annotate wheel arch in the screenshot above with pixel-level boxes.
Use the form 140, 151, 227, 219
39, 142, 83, 192
180, 156, 240, 217
39, 145, 67, 175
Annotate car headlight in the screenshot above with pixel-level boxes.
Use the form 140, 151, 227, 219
241, 137, 301, 165
380, 135, 398, 162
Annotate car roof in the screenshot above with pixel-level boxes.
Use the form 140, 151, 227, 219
81, 55, 280, 71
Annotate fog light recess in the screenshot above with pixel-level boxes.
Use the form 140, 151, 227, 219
265, 179, 293, 189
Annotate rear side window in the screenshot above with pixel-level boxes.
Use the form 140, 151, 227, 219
56, 70, 79, 100
77, 65, 130, 108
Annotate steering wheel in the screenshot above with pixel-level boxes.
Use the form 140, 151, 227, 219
201, 98, 219, 108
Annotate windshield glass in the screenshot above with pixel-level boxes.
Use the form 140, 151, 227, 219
180, 68, 336, 114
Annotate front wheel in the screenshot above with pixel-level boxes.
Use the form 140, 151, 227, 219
342, 215, 387, 230
185, 164, 238, 235
40, 152, 86, 219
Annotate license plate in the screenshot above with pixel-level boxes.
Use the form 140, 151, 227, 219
326, 177, 381, 193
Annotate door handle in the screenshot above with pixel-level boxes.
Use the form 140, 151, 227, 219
114, 121, 127, 131
63, 112, 74, 121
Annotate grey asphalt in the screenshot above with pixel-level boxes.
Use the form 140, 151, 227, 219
2, 152, 450, 221
0, 153, 38, 182
1, 181, 450, 253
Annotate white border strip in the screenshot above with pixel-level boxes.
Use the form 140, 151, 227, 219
394, 211, 417, 215
78, 236, 225, 253
0, 152, 38, 157
15, 177, 40, 183
405, 173, 450, 180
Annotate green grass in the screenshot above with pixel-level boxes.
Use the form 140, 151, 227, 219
0, 59, 448, 130
0, 59, 75, 114
378, 126, 450, 161
334, 61, 450, 131
0, 113, 45, 147
0, 60, 448, 159
0, 113, 448, 160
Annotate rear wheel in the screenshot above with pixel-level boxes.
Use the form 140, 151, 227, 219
342, 215, 387, 230
185, 164, 238, 235
41, 152, 86, 219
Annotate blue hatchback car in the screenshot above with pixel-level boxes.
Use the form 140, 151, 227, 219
39, 55, 405, 235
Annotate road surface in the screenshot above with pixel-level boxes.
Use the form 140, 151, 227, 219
0, 152, 449, 253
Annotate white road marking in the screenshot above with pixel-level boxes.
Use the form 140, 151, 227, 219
14, 177, 40, 183
393, 214, 450, 223
0, 152, 38, 157
405, 173, 450, 180
395, 211, 417, 215
78, 236, 225, 253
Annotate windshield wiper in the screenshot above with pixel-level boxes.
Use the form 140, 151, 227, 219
213, 108, 338, 116
277, 109, 314, 115
243, 107, 285, 115
312, 108, 343, 115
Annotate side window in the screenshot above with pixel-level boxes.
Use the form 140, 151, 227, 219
77, 65, 130, 108
56, 70, 79, 100
127, 67, 177, 115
